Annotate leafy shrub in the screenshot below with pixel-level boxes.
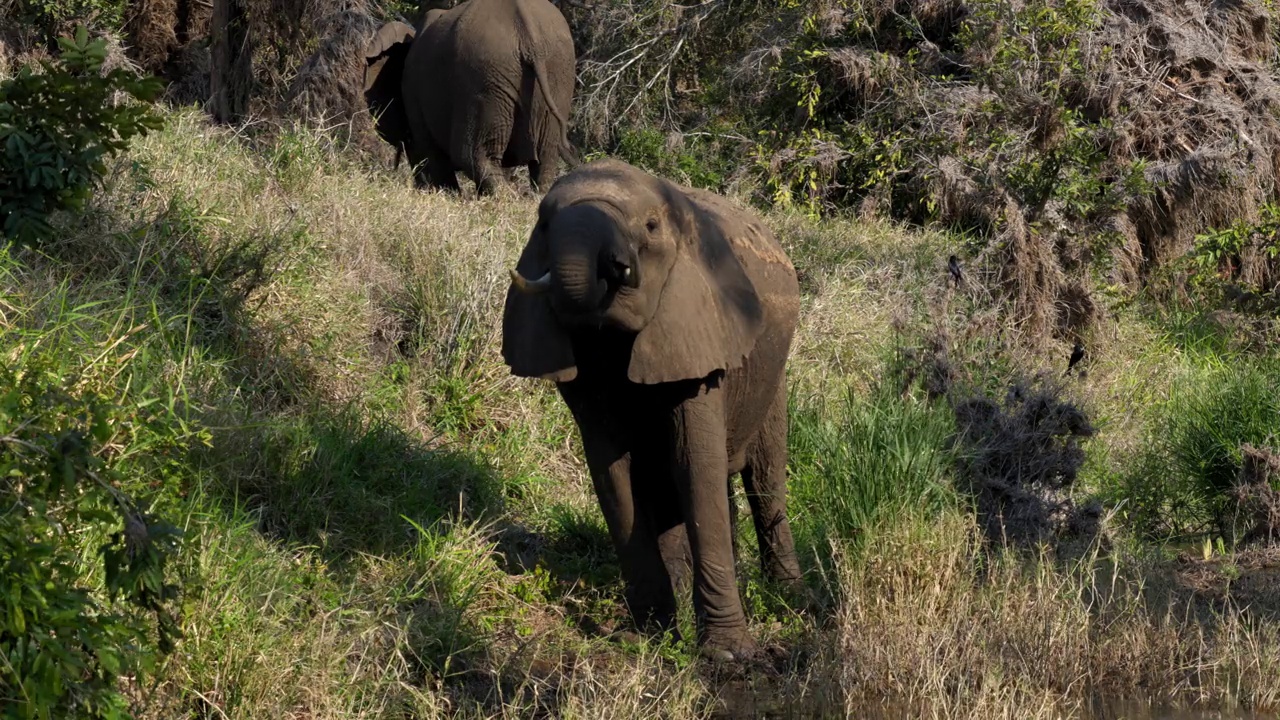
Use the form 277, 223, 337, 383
0, 351, 191, 719
11, 0, 129, 41
1186, 203, 1280, 298
1109, 359, 1280, 540
0, 27, 163, 245
606, 126, 738, 191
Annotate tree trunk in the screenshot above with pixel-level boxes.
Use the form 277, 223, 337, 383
210, 0, 251, 123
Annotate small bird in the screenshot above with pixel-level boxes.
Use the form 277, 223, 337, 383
947, 254, 963, 288
1065, 341, 1085, 376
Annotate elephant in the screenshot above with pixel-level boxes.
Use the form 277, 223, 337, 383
363, 0, 577, 196
501, 159, 804, 661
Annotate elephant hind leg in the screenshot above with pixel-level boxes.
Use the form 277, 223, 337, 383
741, 382, 802, 587
462, 129, 506, 196
408, 138, 460, 193
529, 144, 561, 193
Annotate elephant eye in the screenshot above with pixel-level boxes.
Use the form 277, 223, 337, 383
645, 218, 659, 233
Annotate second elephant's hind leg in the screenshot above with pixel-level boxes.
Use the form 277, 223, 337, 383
741, 382, 802, 587
408, 138, 460, 193
528, 144, 561, 193
469, 151, 505, 196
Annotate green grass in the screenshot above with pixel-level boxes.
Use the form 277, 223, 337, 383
5, 109, 1280, 718
1105, 357, 1280, 540
788, 375, 958, 557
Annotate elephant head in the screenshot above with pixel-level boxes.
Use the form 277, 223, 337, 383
502, 159, 765, 385
363, 21, 416, 158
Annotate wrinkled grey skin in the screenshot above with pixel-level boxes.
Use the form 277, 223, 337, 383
501, 159, 804, 660
363, 0, 576, 195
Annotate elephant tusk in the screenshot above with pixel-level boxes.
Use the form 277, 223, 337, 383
509, 268, 552, 295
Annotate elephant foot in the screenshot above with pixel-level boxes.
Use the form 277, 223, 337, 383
699, 626, 758, 664
611, 629, 644, 647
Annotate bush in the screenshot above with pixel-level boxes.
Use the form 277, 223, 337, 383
1109, 358, 1280, 540
0, 348, 191, 719
606, 126, 739, 191
1185, 202, 1280, 302
11, 0, 129, 42
0, 26, 163, 245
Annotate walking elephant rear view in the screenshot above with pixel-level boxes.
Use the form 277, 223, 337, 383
363, 0, 578, 195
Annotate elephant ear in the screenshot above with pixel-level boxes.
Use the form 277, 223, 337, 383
363, 21, 415, 149
628, 187, 765, 385
502, 219, 578, 382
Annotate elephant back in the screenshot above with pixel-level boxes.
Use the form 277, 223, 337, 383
683, 188, 800, 330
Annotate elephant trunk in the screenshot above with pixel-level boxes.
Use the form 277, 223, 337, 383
550, 252, 603, 314
510, 203, 637, 320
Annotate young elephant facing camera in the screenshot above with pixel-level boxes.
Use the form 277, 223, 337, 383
501, 159, 803, 661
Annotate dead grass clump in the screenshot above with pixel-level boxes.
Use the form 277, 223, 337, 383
951, 375, 1100, 551
1232, 444, 1280, 544
824, 48, 899, 106
829, 512, 1280, 717
164, 39, 210, 106
125, 0, 179, 73
284, 2, 380, 144
1092, 0, 1280, 270
120, 0, 212, 99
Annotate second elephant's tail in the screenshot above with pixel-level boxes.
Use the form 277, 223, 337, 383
513, 0, 574, 165
528, 56, 569, 134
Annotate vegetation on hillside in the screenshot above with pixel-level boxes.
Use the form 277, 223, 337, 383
1, 3, 1279, 717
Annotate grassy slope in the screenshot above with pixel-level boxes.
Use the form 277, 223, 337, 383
4, 109, 1280, 718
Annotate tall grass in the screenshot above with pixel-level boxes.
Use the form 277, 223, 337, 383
788, 376, 957, 557
1109, 357, 1280, 540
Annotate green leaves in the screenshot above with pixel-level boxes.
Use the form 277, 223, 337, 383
0, 25, 164, 246
1, 354, 188, 719
1186, 202, 1280, 294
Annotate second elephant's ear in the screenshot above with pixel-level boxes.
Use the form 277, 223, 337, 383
502, 221, 578, 383
364, 21, 415, 150
628, 187, 765, 385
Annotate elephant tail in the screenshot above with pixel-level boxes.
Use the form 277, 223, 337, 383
529, 55, 570, 141
559, 139, 581, 168
513, 0, 573, 160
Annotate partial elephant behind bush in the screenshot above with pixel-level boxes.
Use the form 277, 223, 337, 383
363, 0, 578, 196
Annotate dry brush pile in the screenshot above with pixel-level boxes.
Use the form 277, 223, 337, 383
571, 0, 1280, 341
9, 0, 1279, 342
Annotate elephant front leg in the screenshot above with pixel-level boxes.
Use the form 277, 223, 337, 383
561, 385, 677, 631
669, 381, 755, 660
